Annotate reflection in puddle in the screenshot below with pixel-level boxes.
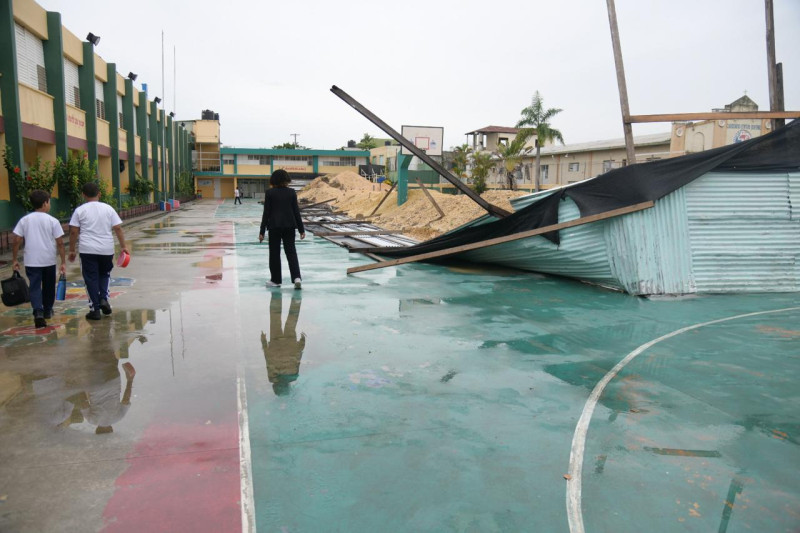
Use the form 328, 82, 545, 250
1, 311, 157, 435
261, 292, 305, 396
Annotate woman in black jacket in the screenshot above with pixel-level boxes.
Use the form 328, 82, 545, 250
258, 169, 305, 289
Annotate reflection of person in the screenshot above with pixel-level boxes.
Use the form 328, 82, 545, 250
261, 291, 305, 396
258, 169, 305, 289
68, 182, 129, 321
234, 187, 242, 205
11, 190, 67, 328
80, 321, 135, 434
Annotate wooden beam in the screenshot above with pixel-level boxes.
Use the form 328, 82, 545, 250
369, 181, 397, 217
416, 178, 445, 219
606, 0, 636, 165
312, 230, 401, 237
628, 111, 800, 123
347, 201, 655, 274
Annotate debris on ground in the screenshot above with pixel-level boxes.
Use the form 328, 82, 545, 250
298, 171, 527, 241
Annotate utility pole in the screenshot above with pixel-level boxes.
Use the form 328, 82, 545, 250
765, 0, 785, 130
290, 133, 299, 148
606, 0, 636, 165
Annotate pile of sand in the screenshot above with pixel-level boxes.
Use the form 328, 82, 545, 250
299, 171, 527, 241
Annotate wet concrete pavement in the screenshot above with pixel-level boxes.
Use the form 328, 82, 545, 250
0, 198, 798, 532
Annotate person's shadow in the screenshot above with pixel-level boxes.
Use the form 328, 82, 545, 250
261, 291, 305, 396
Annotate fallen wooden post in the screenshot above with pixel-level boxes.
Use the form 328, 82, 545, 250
347, 201, 654, 274
369, 182, 397, 217
416, 178, 445, 219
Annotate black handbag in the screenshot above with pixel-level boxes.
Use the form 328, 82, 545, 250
1, 270, 30, 307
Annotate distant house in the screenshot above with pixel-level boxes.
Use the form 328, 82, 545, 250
465, 126, 536, 153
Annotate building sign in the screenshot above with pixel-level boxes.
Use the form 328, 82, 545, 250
727, 122, 761, 144
198, 179, 213, 186
67, 112, 85, 128
275, 165, 308, 172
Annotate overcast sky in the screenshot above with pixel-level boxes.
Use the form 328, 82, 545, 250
37, 0, 800, 151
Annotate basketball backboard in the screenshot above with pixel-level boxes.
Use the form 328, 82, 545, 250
401, 126, 444, 157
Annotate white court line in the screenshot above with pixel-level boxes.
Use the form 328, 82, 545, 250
231, 220, 257, 533
238, 368, 257, 533
566, 306, 800, 533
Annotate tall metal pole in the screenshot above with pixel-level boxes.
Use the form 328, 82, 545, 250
161, 30, 166, 200
606, 0, 636, 165
765, 0, 784, 130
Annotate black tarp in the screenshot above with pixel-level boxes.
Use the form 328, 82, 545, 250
372, 119, 800, 257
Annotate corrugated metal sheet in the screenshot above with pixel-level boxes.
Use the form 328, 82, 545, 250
685, 171, 799, 293
458, 198, 621, 289
605, 187, 695, 295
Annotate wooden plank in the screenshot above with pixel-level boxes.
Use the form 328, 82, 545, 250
347, 201, 655, 274
416, 178, 445, 218
628, 111, 800, 123
369, 181, 397, 217
312, 230, 401, 237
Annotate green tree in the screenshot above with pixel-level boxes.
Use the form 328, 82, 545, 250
357, 133, 377, 151
452, 144, 472, 179
176, 170, 195, 196
470, 150, 493, 195
516, 91, 564, 191
3, 147, 58, 211
56, 151, 99, 211
494, 132, 532, 190
127, 173, 155, 204
272, 142, 307, 150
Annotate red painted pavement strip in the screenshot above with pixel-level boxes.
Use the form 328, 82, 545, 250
101, 414, 242, 532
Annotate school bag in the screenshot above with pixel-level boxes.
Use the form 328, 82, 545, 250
1, 270, 31, 307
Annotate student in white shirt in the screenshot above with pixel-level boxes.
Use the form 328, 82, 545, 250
12, 190, 67, 328
234, 187, 242, 205
68, 182, 129, 321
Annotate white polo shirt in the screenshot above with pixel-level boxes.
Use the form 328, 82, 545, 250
69, 201, 123, 255
13, 211, 64, 267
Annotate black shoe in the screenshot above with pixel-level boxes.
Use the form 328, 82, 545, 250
85, 310, 102, 321
99, 299, 112, 315
34, 310, 47, 328
44, 309, 53, 319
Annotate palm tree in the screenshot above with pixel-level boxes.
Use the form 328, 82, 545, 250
470, 150, 494, 195
357, 133, 377, 151
516, 91, 564, 192
494, 132, 533, 190
452, 144, 472, 180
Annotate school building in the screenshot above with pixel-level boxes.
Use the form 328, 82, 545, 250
194, 146, 370, 199
0, 0, 192, 228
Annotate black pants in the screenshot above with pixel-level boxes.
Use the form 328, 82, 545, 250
234, 196, 242, 204
25, 265, 56, 314
80, 253, 114, 312
268, 228, 301, 284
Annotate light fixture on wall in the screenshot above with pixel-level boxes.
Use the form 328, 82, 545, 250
127, 72, 137, 81
86, 33, 100, 46
153, 97, 161, 104
169, 112, 175, 118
